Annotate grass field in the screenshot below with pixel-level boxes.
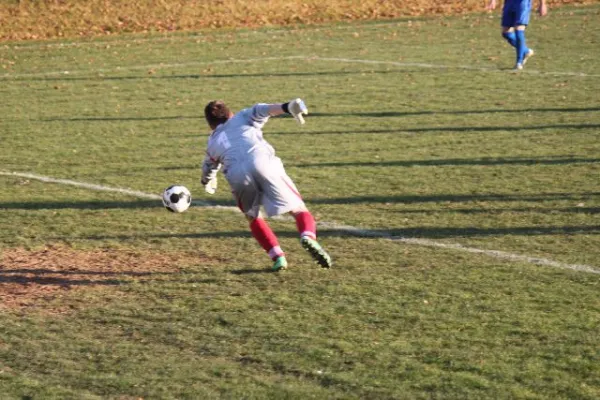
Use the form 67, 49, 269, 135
1, 5, 600, 399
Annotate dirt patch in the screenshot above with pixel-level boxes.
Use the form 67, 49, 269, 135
0, 0, 596, 42
0, 245, 203, 313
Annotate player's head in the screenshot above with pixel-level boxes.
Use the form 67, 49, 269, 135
204, 100, 233, 130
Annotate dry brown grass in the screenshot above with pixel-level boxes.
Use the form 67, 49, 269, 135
0, 245, 203, 312
0, 0, 596, 41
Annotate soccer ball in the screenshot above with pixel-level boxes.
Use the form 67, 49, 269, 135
162, 185, 191, 213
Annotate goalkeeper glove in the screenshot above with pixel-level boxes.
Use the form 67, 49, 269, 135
201, 163, 221, 195
284, 98, 308, 125
201, 177, 218, 195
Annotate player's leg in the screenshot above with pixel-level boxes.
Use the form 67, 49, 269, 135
501, 2, 517, 48
248, 215, 287, 271
514, 1, 534, 69
229, 168, 287, 271
515, 25, 534, 69
502, 26, 517, 48
254, 156, 332, 269
289, 207, 333, 269
263, 170, 333, 269
290, 204, 317, 241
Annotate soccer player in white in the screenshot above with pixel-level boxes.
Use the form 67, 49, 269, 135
200, 99, 332, 271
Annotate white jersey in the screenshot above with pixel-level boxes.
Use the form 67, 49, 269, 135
200, 103, 305, 218
201, 103, 275, 178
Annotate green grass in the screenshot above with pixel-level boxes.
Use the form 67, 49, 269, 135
1, 6, 600, 399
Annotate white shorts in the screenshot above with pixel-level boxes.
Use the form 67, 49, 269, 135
225, 154, 305, 218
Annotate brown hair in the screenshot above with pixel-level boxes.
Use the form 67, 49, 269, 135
204, 100, 231, 128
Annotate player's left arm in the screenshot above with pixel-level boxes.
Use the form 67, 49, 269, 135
538, 0, 548, 16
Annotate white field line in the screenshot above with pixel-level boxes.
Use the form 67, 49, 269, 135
2, 170, 599, 275
1, 55, 599, 79
316, 221, 600, 275
308, 56, 600, 78
0, 170, 227, 209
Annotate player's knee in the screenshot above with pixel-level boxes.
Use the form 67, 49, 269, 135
516, 25, 526, 31
289, 206, 309, 216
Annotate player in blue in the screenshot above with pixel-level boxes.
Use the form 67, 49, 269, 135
488, 0, 548, 70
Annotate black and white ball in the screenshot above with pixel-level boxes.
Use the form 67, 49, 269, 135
162, 185, 191, 213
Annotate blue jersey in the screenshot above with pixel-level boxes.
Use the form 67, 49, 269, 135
502, 0, 532, 27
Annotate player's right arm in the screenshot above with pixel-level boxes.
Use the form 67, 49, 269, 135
263, 99, 309, 124
247, 99, 309, 126
200, 153, 221, 194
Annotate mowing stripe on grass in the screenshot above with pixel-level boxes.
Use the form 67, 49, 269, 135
1, 55, 599, 79
5, 8, 597, 51
0, 57, 297, 79
2, 170, 599, 275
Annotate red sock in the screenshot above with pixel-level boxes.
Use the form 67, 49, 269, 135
250, 218, 284, 260
294, 211, 317, 240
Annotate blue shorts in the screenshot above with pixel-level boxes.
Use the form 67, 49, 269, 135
502, 0, 532, 27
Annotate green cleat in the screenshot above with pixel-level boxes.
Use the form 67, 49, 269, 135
272, 256, 288, 272
300, 237, 332, 269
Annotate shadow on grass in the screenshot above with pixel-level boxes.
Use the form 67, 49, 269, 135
37, 106, 600, 124
269, 123, 600, 135
362, 225, 600, 238
386, 206, 600, 215
67, 225, 600, 242
37, 121, 600, 135
0, 268, 156, 276
41, 116, 200, 122
1, 192, 598, 210
306, 192, 600, 205
309, 107, 600, 118
157, 156, 600, 172
0, 274, 122, 286
39, 113, 285, 123
23, 69, 399, 83
287, 156, 600, 169
230, 268, 274, 275
0, 269, 174, 286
